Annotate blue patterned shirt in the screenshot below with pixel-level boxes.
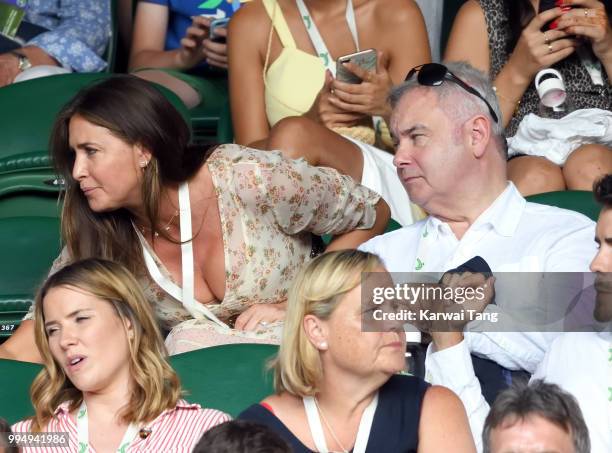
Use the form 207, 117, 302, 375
21, 0, 111, 72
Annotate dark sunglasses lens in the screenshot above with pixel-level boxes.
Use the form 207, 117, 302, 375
405, 67, 418, 81
417, 64, 447, 87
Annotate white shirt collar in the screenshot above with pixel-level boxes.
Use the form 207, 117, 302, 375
427, 182, 524, 238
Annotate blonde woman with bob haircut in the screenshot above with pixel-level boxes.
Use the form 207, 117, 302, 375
11, 258, 229, 452
239, 250, 476, 453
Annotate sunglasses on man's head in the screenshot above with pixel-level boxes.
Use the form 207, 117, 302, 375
404, 63, 499, 124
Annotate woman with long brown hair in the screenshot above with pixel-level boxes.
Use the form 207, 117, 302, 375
0, 75, 389, 361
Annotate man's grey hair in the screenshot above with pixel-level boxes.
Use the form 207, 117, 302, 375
389, 61, 507, 157
482, 380, 590, 453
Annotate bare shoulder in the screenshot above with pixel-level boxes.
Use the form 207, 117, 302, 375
420, 385, 476, 452
370, 0, 424, 26
229, 0, 270, 39
422, 385, 465, 413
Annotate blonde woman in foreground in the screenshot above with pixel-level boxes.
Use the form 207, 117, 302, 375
239, 249, 476, 453
11, 258, 229, 452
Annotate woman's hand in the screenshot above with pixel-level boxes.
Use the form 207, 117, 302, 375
234, 302, 286, 331
330, 51, 393, 118
305, 70, 365, 129
177, 16, 209, 68
507, 6, 578, 83
555, 0, 612, 63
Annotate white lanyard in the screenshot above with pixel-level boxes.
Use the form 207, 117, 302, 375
76, 402, 141, 453
294, 0, 359, 77
135, 182, 228, 329
294, 0, 385, 136
303, 394, 378, 453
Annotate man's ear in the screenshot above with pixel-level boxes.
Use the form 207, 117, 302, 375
465, 115, 490, 159
303, 314, 329, 351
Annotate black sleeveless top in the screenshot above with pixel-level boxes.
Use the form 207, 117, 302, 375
238, 374, 430, 453
478, 0, 612, 136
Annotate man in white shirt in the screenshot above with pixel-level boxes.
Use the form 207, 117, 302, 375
358, 61, 596, 447
360, 61, 595, 368
426, 175, 612, 452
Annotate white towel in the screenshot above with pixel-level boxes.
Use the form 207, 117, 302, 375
507, 108, 612, 165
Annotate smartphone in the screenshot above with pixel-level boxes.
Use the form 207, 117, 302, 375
538, 0, 557, 13
210, 17, 230, 43
336, 48, 377, 84
539, 0, 573, 29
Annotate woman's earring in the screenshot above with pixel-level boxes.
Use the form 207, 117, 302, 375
319, 341, 328, 350
140, 160, 148, 168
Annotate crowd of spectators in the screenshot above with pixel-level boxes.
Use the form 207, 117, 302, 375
0, 0, 610, 452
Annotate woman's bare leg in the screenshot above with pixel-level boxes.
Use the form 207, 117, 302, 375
563, 144, 612, 191
508, 156, 566, 196
0, 320, 41, 363
134, 69, 201, 109
262, 116, 364, 182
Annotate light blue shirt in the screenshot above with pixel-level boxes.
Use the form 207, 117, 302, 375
23, 0, 111, 72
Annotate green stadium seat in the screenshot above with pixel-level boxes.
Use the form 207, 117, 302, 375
188, 75, 229, 142
170, 343, 277, 417
0, 343, 277, 423
0, 216, 62, 337
526, 190, 599, 221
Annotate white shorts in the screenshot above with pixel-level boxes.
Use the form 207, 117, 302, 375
343, 135, 413, 226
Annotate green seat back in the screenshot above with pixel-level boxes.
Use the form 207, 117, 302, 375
169, 344, 277, 416
188, 76, 228, 142
0, 344, 277, 423
0, 216, 62, 336
526, 190, 599, 221
0, 74, 110, 161
0, 359, 41, 423
0, 73, 190, 161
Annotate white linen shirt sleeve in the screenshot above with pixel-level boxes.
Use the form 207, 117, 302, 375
425, 339, 489, 453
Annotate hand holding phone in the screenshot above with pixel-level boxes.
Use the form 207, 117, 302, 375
539, 0, 573, 30
178, 15, 211, 68
330, 49, 393, 118
335, 48, 377, 84
210, 17, 230, 44
201, 17, 229, 68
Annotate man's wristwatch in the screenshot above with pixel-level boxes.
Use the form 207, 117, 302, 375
10, 51, 32, 72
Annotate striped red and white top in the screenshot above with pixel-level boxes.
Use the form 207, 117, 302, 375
11, 399, 231, 452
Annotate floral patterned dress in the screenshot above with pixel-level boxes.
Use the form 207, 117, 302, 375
30, 144, 381, 352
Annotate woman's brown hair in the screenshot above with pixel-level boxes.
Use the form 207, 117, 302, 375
50, 75, 215, 274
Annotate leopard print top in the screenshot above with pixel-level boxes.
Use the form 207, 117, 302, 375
478, 0, 611, 136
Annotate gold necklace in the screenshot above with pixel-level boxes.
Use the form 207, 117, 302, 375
313, 397, 350, 453
138, 210, 179, 237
